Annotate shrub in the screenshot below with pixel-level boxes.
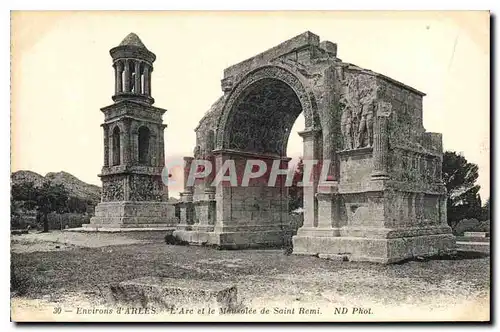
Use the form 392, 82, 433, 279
452, 218, 482, 235
476, 220, 490, 233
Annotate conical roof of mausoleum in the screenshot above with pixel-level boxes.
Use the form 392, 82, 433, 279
119, 32, 147, 49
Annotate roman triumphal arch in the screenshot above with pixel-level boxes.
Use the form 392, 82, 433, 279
174, 31, 455, 263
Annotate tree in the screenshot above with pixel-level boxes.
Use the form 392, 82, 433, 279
480, 198, 490, 221
288, 158, 304, 212
35, 182, 69, 232
442, 151, 482, 226
67, 196, 88, 214
11, 181, 38, 209
11, 181, 38, 228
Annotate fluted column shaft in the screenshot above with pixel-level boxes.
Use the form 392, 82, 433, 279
143, 65, 151, 95
159, 125, 166, 168
103, 125, 109, 166
122, 119, 131, 165
123, 60, 131, 92
114, 61, 123, 94
371, 102, 392, 179
183, 157, 194, 194
299, 128, 322, 228
134, 61, 141, 94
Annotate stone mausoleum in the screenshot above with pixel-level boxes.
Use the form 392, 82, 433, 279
85, 33, 175, 230
174, 31, 455, 263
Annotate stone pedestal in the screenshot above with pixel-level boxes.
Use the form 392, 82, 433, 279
293, 172, 455, 262
85, 201, 176, 230
174, 191, 217, 245
293, 143, 455, 263
174, 151, 289, 248
176, 192, 194, 231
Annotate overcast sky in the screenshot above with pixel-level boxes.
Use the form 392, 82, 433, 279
11, 11, 489, 200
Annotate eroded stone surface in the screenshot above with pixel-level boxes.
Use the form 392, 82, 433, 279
104, 277, 237, 310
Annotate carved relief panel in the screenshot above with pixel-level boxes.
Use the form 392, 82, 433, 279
102, 176, 125, 201
129, 174, 163, 201
340, 71, 378, 150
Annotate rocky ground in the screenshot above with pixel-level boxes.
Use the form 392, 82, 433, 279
10, 231, 490, 322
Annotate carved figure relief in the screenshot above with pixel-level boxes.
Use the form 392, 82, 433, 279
339, 74, 377, 150
357, 94, 375, 148
340, 85, 353, 150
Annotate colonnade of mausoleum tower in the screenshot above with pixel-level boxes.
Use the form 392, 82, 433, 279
110, 33, 155, 105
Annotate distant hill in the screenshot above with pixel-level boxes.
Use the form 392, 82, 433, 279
11, 170, 101, 204
11, 170, 45, 188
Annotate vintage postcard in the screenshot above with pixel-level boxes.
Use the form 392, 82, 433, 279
10, 11, 490, 322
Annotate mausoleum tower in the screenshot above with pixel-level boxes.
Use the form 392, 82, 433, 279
85, 33, 175, 230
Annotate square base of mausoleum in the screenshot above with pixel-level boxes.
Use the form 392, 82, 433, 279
83, 201, 176, 231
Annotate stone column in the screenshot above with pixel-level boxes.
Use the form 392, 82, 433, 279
177, 157, 195, 230
114, 61, 123, 94
122, 119, 131, 165
436, 157, 443, 181
298, 128, 322, 228
103, 124, 109, 166
123, 60, 131, 93
214, 153, 233, 232
322, 66, 341, 182
203, 130, 216, 194
183, 157, 195, 195
158, 125, 166, 168
322, 127, 339, 182
439, 196, 447, 225
148, 67, 152, 96
143, 65, 151, 96
134, 61, 141, 94
371, 102, 392, 180
108, 130, 114, 166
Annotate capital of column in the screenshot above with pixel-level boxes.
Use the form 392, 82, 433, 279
298, 127, 322, 140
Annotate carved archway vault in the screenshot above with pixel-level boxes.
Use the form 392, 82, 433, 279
216, 65, 320, 153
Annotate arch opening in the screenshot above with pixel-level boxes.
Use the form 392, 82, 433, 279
225, 78, 303, 157
112, 126, 121, 166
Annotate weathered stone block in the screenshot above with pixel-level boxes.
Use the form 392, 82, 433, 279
105, 277, 237, 310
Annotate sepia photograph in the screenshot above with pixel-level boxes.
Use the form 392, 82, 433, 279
9, 10, 490, 322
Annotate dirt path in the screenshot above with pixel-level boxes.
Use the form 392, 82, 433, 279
10, 231, 156, 254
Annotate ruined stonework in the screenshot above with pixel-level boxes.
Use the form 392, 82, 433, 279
86, 33, 175, 230
175, 31, 455, 263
